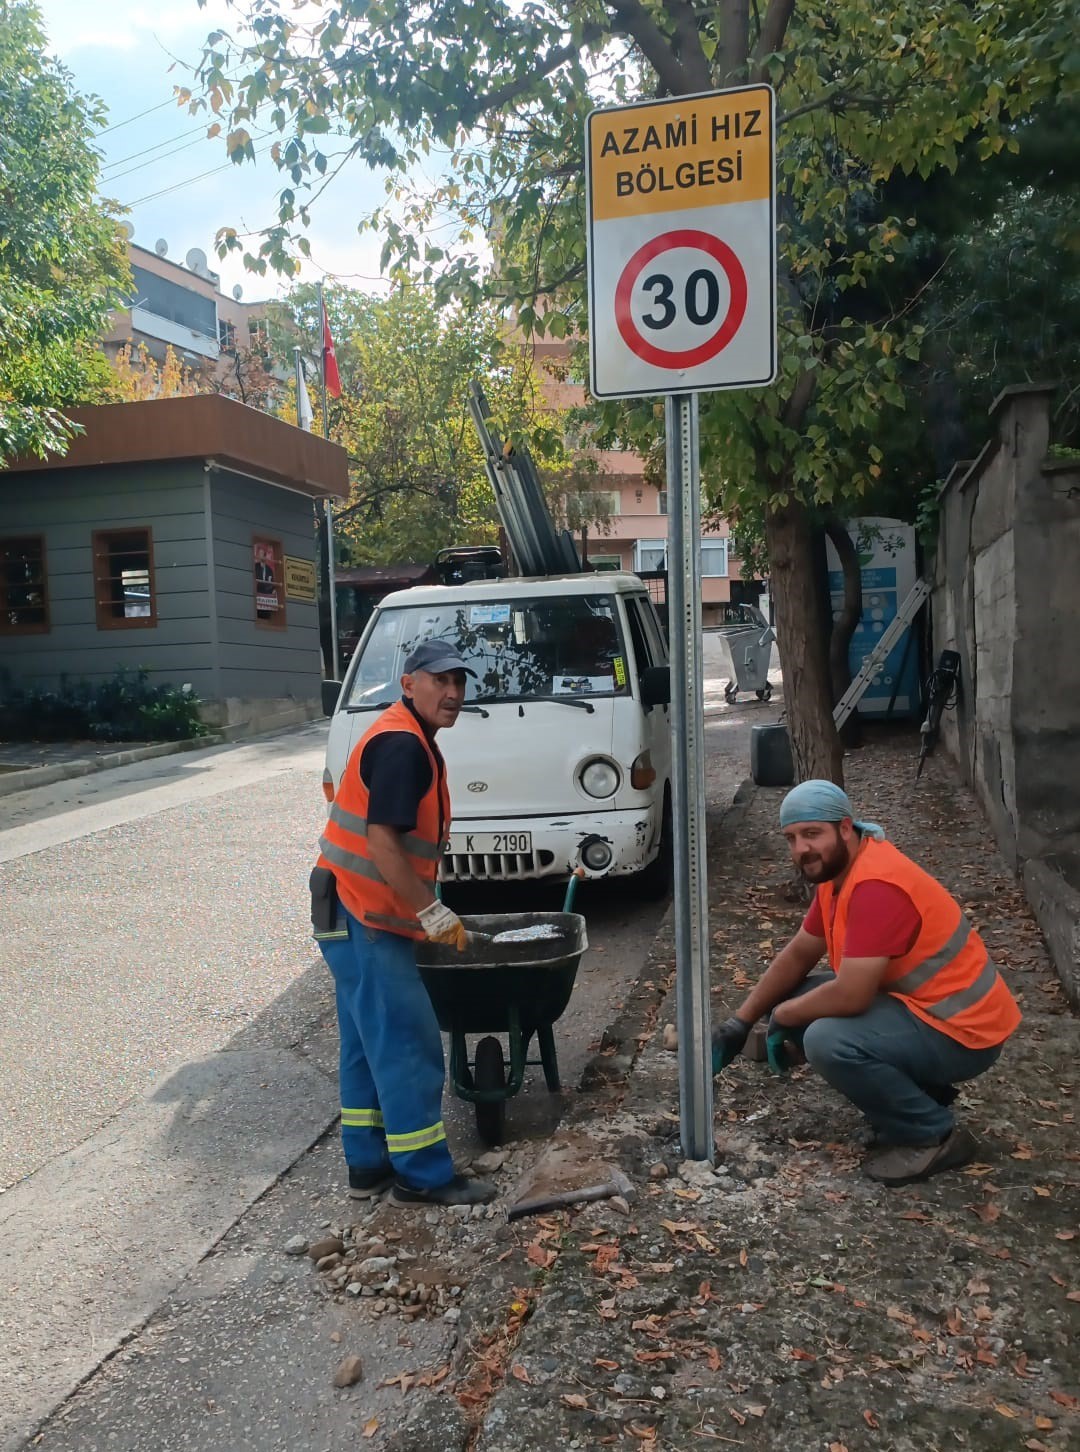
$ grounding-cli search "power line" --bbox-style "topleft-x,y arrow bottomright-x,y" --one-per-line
97,97 -> 178,136
102,123 -> 210,176
122,144 -> 273,209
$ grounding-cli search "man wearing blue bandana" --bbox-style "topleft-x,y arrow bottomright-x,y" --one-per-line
711,780 -> 1021,1186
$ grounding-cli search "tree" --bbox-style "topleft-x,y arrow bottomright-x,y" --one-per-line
266,282 -> 606,565
0,1 -> 129,465
194,0 -> 1077,779
107,338 -> 279,411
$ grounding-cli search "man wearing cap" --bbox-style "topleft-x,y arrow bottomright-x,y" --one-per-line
711,780 -> 1021,1186
312,639 -> 496,1208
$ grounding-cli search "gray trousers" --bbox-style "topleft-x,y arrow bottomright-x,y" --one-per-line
787,974 -> 1002,1144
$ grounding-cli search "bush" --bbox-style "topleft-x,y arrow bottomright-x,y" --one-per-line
0,668 -> 206,743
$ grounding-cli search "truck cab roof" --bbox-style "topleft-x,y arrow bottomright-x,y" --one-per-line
375,572 -> 649,610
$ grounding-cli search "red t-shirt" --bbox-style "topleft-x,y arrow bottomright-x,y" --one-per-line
802,880 -> 921,958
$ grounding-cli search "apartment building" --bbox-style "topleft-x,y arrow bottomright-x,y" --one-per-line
103,234 -> 268,371
532,341 -> 759,627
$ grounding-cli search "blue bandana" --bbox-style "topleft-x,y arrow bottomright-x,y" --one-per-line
778,779 -> 885,841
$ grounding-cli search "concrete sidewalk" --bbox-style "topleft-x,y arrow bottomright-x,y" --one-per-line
19,716 -> 1079,1452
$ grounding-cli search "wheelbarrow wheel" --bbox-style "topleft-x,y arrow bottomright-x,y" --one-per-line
473,1036 -> 507,1146
724,681 -> 738,703
756,682 -> 773,702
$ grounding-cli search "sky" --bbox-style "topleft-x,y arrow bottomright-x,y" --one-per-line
39,0 -> 399,302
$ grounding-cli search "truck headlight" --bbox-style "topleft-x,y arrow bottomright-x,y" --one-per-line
580,757 -> 620,798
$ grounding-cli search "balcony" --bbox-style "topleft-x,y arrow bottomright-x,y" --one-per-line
128,306 -> 220,361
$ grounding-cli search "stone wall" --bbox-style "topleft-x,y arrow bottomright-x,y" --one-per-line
932,384 -> 1080,1005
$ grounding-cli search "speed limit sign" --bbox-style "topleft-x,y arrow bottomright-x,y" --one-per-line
585,86 -> 775,398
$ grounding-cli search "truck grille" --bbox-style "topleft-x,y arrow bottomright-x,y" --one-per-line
441,848 -> 556,882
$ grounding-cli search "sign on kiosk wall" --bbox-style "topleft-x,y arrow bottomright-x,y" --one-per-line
586,86 -> 776,399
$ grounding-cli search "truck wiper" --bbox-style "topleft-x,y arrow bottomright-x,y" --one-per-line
459,704 -> 490,718
527,696 -> 595,712
344,700 -> 394,712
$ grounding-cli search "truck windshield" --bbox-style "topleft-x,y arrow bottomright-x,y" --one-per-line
343,595 -> 631,707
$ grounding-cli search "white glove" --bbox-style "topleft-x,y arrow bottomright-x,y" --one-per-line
417,900 -> 467,952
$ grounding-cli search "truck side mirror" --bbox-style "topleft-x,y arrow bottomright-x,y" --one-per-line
322,679 -> 342,717
641,665 -> 671,708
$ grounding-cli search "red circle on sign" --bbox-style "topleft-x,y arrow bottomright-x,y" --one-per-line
614,229 -> 748,369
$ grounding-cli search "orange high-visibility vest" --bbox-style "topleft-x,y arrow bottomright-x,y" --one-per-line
817,836 -> 1021,1049
317,700 -> 450,939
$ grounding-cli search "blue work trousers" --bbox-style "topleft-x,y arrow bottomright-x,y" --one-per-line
318,906 -> 455,1189
790,975 -> 1003,1144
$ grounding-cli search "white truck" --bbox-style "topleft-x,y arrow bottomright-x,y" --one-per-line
322,570 -> 673,896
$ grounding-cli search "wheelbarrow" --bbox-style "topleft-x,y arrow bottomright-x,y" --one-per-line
415,877 -> 588,1145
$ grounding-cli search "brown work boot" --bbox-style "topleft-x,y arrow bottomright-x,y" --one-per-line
862,1126 -> 977,1187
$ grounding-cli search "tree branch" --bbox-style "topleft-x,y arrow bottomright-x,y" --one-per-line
782,369 -> 816,430
607,0 -> 705,94
666,1 -> 716,90
716,0 -> 750,87
751,0 -> 794,80
461,24 -> 607,123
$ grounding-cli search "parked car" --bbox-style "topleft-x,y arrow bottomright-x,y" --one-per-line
322,572 -> 673,897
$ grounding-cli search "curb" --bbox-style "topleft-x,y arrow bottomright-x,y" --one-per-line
0,733 -> 228,799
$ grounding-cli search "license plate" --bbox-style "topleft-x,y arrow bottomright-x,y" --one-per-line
444,831 -> 533,855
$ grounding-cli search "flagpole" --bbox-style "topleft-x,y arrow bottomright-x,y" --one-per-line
318,280 -> 341,681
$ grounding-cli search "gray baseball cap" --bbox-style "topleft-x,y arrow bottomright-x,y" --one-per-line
403,639 -> 477,677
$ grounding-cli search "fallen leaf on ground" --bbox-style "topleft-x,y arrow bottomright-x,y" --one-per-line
1011,1144 -> 1034,1160
526,1242 -> 557,1269
362,1420 -> 378,1439
887,1306 -> 916,1326
1034,1186 -> 1052,1197
966,1279 -> 990,1295
1025,1440 -> 1051,1451
791,1348 -> 817,1362
1034,1415 -> 1054,1430
745,1404 -> 766,1417
972,1202 -> 1001,1223
561,1393 -> 590,1410
729,1408 -> 747,1426
594,1359 -> 620,1371
660,1221 -> 699,1234
829,1444 -> 850,1452
994,1402 -> 1018,1418
1050,1390 -> 1080,1411
634,1350 -> 677,1363
1056,1230 -> 1077,1241
863,1409 -> 879,1428
511,1364 -> 531,1384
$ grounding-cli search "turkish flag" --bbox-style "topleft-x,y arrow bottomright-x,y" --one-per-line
322,298 -> 342,398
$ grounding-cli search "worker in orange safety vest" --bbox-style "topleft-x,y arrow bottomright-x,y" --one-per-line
311,639 -> 496,1208
710,779 -> 1021,1186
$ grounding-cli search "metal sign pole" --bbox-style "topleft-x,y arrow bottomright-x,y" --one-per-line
666,392 -> 713,1162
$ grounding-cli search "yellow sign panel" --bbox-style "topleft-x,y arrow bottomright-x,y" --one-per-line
284,555 -> 317,602
588,87 -> 772,222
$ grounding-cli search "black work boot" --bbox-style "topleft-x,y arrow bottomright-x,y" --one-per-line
391,1174 -> 497,1207
348,1165 -> 394,1199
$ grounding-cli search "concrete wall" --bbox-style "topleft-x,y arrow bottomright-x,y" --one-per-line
932,385 -> 1080,1005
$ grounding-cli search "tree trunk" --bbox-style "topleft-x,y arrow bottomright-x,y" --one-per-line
824,515 -> 863,747
765,497 -> 844,784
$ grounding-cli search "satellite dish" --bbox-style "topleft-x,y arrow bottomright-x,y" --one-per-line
155,238 -> 169,257
119,220 -> 135,240
186,247 -> 208,275
232,284 -> 243,301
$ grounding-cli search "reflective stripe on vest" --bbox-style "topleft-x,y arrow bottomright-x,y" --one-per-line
818,836 -> 1021,1050
316,699 -> 451,940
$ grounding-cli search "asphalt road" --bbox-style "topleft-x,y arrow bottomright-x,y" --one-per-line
0,720 -> 679,1192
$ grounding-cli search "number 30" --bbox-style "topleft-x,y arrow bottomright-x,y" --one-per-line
641,270 -> 721,330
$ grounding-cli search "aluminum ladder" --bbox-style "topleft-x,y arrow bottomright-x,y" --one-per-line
832,577 -> 931,730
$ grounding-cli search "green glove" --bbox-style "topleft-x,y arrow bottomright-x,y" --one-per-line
711,1016 -> 751,1074
765,1014 -> 805,1075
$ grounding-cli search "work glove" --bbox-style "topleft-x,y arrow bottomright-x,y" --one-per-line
711,1016 -> 752,1074
417,901 -> 468,953
765,1011 -> 805,1075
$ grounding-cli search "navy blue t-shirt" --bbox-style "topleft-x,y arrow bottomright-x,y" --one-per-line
358,699 -> 436,831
